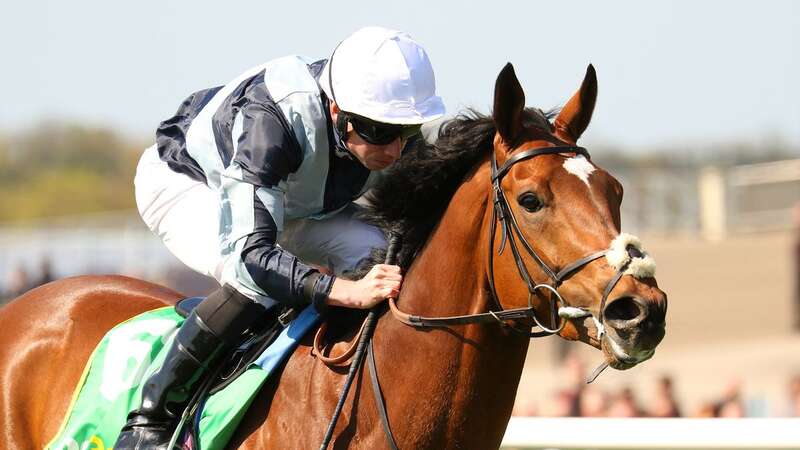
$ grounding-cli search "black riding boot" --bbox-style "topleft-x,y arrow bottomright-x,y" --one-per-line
114,285 -> 260,450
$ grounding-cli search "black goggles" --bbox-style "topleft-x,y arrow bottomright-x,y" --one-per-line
344,113 -> 421,145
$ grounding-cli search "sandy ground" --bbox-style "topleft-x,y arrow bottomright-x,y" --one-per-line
514,230 -> 800,416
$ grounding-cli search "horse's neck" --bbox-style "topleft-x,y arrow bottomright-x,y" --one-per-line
377,162 -> 530,447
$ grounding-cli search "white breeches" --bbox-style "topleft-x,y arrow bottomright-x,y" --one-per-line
134,145 -> 386,290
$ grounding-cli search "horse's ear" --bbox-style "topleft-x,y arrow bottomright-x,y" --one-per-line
493,63 -> 526,145
554,64 -> 597,143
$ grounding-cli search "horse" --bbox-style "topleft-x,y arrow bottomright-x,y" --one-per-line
0,63 -> 667,449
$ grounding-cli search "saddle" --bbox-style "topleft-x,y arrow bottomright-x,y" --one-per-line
172,297 -> 368,446
171,297 -> 290,444
174,297 -> 293,394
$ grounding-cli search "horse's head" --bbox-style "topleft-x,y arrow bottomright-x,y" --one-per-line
489,63 -> 667,372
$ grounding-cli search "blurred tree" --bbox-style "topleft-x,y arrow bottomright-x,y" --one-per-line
0,121 -> 143,222
0,121 -> 797,224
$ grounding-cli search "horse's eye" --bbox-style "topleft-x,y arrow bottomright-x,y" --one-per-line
517,192 -> 543,212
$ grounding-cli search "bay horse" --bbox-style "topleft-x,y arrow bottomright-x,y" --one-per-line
0,63 -> 667,449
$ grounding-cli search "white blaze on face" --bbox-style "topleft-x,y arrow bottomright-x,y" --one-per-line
562,155 -> 595,187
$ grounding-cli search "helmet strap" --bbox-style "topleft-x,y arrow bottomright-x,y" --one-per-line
336,112 -> 349,143
331,108 -> 354,159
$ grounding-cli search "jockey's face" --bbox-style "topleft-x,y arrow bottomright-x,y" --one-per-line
346,129 -> 403,170
330,101 -> 403,171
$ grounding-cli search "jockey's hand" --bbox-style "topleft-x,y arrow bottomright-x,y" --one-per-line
327,264 -> 402,309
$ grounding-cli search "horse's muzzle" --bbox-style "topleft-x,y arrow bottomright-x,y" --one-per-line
601,294 -> 666,369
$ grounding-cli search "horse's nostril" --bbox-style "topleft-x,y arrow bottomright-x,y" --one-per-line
604,296 -> 643,323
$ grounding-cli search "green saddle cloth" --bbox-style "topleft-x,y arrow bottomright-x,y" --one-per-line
45,306 -> 317,450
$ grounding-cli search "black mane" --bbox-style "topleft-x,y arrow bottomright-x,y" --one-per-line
358,108 -> 556,271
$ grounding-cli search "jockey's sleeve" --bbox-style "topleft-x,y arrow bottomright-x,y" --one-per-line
236,190 -> 333,314
226,99 -> 333,314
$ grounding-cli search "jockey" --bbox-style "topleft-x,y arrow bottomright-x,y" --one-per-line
115,26 -> 445,449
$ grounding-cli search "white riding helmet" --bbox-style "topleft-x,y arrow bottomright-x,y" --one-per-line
320,26 -> 445,125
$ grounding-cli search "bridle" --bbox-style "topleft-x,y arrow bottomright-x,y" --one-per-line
488,145 -> 612,337
387,144 -> 639,342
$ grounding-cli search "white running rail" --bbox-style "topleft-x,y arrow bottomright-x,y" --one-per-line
501,417 -> 800,449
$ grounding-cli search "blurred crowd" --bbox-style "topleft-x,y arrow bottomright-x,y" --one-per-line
513,352 -> 800,418
0,257 -> 218,305
0,259 -> 55,303
794,204 -> 800,332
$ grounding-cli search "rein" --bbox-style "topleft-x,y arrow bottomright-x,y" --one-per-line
318,235 -> 402,450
